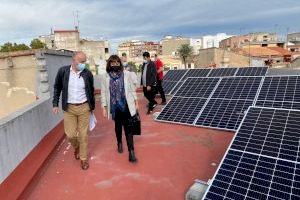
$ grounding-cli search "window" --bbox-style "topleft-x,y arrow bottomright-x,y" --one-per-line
105,48 -> 109,53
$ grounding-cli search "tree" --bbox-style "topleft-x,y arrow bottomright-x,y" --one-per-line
178,44 -> 193,69
128,61 -> 141,72
0,42 -> 14,52
30,39 -> 47,49
0,42 -> 30,52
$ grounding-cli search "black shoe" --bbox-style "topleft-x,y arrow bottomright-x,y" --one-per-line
117,143 -> 123,153
161,101 -> 167,105
129,150 -> 137,162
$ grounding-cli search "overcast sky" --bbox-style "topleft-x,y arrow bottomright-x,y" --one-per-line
0,0 -> 300,52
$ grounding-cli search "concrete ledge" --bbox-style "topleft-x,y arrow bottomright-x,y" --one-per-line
0,98 -> 63,186
0,121 -> 64,200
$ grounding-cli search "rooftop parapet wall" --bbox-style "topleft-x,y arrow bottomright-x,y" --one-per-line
0,50 -> 72,185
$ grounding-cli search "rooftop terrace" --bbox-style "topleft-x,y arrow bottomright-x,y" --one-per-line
18,95 -> 232,199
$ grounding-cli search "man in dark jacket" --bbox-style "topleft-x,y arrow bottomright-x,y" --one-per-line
52,51 -> 95,170
141,52 -> 157,114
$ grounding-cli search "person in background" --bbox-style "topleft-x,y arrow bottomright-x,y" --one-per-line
121,52 -> 138,86
141,52 -> 157,114
154,54 -> 166,105
101,55 -> 139,163
121,52 -> 133,72
52,51 -> 95,170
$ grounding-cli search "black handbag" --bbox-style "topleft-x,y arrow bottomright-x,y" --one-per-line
128,112 -> 141,135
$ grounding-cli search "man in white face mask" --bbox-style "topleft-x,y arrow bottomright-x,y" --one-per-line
121,52 -> 132,72
52,51 -> 95,170
141,52 -> 158,114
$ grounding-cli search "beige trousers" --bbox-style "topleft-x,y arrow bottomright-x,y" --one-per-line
63,103 -> 90,160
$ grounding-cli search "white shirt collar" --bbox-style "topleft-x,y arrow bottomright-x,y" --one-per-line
70,65 -> 81,75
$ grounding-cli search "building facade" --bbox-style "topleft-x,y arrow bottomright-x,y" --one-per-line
161,36 -> 190,56
220,32 -> 278,49
117,40 -> 161,63
39,29 -> 110,67
287,32 -> 300,44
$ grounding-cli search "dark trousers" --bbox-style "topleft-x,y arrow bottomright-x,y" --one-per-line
114,106 -> 134,151
143,86 -> 157,110
156,79 -> 166,102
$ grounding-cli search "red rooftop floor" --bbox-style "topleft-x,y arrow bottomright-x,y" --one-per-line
20,94 -> 233,200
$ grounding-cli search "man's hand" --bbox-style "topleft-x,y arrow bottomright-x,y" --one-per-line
147,86 -> 151,91
102,107 -> 107,118
52,107 -> 59,114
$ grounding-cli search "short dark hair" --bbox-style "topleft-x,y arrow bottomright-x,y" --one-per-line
154,54 -> 157,57
106,55 -> 124,73
143,52 -> 150,58
122,52 -> 127,57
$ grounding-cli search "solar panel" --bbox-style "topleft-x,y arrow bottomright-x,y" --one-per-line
156,77 -> 220,125
182,69 -> 211,80
195,77 -> 263,130
208,68 -> 237,77
168,81 -> 184,95
162,70 -> 188,95
163,69 -> 188,81
231,107 -> 300,162
162,81 -> 178,95
204,150 -> 300,200
156,97 -> 207,125
203,107 -> 300,200
256,76 -> 300,110
195,99 -> 253,130
212,77 -> 262,100
236,67 -> 268,76
175,78 -> 220,98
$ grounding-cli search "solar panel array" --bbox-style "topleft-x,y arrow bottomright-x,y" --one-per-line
256,76 -> 300,110
162,67 -> 268,96
203,106 -> 300,200
156,77 -> 219,125
159,68 -> 300,199
195,77 -> 263,130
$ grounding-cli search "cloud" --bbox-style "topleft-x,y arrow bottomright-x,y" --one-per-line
0,0 -> 299,49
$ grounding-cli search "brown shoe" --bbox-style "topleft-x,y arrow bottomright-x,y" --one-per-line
81,160 -> 89,170
74,147 -> 80,160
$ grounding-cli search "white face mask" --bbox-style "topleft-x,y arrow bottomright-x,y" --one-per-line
123,62 -> 128,66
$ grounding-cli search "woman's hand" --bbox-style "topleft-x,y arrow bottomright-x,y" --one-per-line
102,107 -> 107,118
